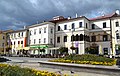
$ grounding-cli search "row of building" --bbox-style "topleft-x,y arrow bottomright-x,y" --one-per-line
0,10 -> 120,56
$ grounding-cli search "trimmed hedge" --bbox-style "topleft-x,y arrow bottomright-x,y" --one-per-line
49,54 -> 116,66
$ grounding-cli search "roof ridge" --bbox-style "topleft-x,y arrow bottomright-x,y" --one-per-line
89,12 -> 118,21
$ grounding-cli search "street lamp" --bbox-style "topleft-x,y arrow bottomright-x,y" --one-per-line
70,29 -> 75,54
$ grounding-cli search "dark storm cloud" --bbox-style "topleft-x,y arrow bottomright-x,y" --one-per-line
0,0 -> 120,30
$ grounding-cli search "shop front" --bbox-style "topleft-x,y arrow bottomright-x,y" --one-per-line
30,45 -> 48,55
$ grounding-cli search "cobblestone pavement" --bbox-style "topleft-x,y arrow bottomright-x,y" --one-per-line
5,62 -> 111,76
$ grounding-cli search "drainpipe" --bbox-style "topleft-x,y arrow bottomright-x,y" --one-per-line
110,18 -> 114,58
54,23 -> 56,47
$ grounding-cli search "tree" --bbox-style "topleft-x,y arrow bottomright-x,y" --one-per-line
118,45 -> 120,50
85,47 -> 98,54
58,47 -> 68,54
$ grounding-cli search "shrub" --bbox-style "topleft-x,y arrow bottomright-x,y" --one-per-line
58,47 -> 68,54
49,54 -> 116,66
0,64 -> 62,76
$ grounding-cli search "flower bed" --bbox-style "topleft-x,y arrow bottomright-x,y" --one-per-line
49,54 -> 116,66
0,64 -> 66,76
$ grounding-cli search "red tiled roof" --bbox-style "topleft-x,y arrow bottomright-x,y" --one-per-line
89,12 -> 119,21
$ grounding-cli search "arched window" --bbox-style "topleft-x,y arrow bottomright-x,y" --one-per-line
71,35 -> 74,41
76,34 -> 79,41
80,34 -> 83,41
83,34 -> 86,41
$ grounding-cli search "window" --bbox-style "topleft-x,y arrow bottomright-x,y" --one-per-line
91,36 -> 96,42
103,48 -> 108,55
116,22 -> 119,27
34,29 -> 36,35
103,22 -> 106,28
44,27 -> 46,33
14,33 -> 16,38
75,34 -> 79,41
64,25 -> 67,30
34,39 -> 36,44
21,32 -> 23,37
92,24 -> 95,29
71,35 -> 74,41
7,42 -> 8,45
44,38 -> 46,43
30,31 -> 32,35
11,34 -> 13,38
80,34 -> 84,41
103,35 -> 108,41
71,23 -> 75,29
39,28 -> 41,34
79,22 -> 82,27
21,41 -> 23,44
18,33 -> 20,37
14,41 -> 15,45
18,41 -> 20,44
51,28 -> 53,33
86,23 -> 88,28
2,43 -> 4,47
57,37 -> 60,43
116,33 -> 119,39
29,40 -> 31,44
39,39 -> 41,43
50,38 -> 52,44
64,36 -> 67,42
58,26 -> 60,31
3,36 -> 4,39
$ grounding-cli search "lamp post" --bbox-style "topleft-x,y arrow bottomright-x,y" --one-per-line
70,29 -> 75,54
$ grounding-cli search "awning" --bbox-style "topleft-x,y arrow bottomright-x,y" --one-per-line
16,47 -> 23,50
23,47 -> 30,50
30,45 -> 48,49
16,47 -> 30,50
48,47 -> 60,50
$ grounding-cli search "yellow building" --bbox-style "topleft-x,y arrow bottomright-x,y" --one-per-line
0,30 -> 13,54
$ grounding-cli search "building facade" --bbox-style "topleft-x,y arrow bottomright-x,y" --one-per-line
9,29 -> 28,55
28,22 -> 55,55
5,10 -> 120,56
0,30 -> 13,54
53,16 -> 90,54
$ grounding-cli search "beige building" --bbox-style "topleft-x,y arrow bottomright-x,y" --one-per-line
0,30 -> 13,54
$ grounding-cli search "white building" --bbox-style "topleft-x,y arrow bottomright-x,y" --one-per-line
28,22 -> 55,55
9,29 -> 28,54
51,16 -> 90,54
50,11 -> 120,56
7,10 -> 120,56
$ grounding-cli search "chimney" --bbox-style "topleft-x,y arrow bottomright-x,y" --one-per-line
115,9 -> 119,15
76,13 -> 78,18
24,26 -> 26,29
36,21 -> 39,24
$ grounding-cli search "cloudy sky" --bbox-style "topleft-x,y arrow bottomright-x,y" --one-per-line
0,0 -> 120,30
